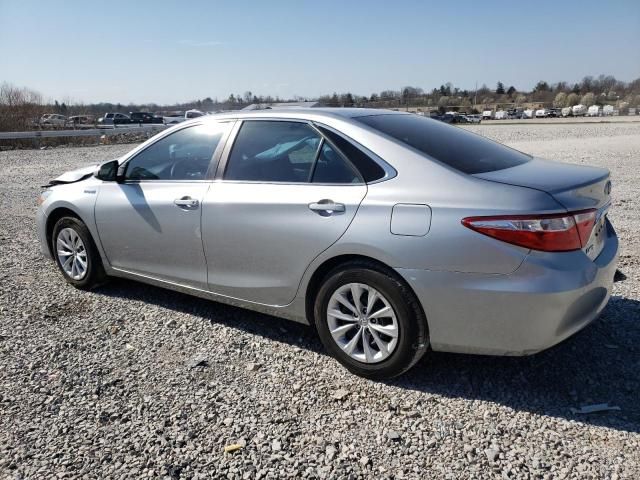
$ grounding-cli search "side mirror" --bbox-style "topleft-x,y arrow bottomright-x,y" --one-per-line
94,159 -> 123,182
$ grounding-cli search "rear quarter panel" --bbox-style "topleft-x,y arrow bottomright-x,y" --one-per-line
293,123 -> 566,276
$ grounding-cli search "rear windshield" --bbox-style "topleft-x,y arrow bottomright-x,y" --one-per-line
356,114 -> 531,174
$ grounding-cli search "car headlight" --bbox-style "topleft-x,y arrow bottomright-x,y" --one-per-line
37,189 -> 52,206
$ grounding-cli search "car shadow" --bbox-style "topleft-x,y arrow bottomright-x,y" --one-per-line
96,280 -> 640,434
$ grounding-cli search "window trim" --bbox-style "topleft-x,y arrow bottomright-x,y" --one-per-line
307,134 -> 363,185
119,120 -> 234,184
215,118 -> 367,186
311,122 -> 397,184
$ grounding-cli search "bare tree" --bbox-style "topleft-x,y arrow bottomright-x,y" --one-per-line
0,82 -> 45,131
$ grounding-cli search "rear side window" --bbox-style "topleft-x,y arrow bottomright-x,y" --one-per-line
311,142 -> 361,184
316,126 -> 386,182
356,114 -> 531,174
225,121 -> 321,182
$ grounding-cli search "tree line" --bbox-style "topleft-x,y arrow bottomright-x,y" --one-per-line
1,74 -> 640,131
317,75 -> 640,112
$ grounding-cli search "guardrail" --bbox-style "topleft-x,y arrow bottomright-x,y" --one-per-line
0,124 -> 168,140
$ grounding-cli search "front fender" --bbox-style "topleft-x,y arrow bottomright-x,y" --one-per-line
40,181 -> 108,267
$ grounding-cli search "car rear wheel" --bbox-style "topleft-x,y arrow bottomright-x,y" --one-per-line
314,261 -> 429,379
52,217 -> 107,290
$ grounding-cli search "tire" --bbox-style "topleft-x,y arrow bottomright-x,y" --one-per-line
52,216 -> 107,290
314,260 -> 429,380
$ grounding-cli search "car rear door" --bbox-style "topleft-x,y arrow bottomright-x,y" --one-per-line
95,121 -> 232,289
201,119 -> 368,306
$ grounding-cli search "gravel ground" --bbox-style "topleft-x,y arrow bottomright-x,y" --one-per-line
1,123 -> 639,479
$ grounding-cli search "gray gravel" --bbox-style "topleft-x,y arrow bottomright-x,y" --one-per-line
1,123 -> 639,479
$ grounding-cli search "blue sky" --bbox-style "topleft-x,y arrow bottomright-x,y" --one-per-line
1,0 -> 639,104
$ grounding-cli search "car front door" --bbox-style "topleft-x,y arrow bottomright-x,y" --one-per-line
95,121 -> 231,289
201,119 -> 368,306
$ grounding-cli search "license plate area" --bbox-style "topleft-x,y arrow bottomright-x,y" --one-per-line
584,208 -> 608,260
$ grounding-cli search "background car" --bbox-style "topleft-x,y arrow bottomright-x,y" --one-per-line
65,115 -> 95,127
129,112 -> 163,124
463,114 -> 482,124
98,113 -> 133,126
39,114 -> 67,128
431,112 -> 469,124
37,109 -> 618,379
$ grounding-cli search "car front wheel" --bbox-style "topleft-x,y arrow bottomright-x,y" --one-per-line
314,261 -> 429,379
52,216 -> 107,290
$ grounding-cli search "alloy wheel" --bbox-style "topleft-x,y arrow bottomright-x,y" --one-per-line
56,227 -> 88,280
326,282 -> 399,363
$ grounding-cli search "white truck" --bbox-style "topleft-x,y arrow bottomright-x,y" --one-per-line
561,107 -> 572,117
523,109 -> 534,119
535,109 -> 548,118
481,110 -> 493,120
162,109 -> 205,125
587,105 -> 600,117
602,105 -> 614,116
494,110 -> 508,120
572,104 -> 587,116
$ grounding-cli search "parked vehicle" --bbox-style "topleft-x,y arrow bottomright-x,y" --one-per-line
129,112 -> 163,124
163,109 -> 205,125
481,110 -> 493,120
98,113 -> 133,126
66,115 -> 95,127
494,110 -> 508,120
535,109 -> 548,118
561,107 -> 572,117
572,104 -> 587,116
523,109 -> 534,119
507,109 -> 524,120
37,109 -> 618,379
39,114 -> 67,128
433,113 -> 470,124
587,105 -> 600,117
548,109 -> 561,118
464,114 -> 482,124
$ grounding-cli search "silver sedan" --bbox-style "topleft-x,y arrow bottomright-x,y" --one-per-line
36,109 -> 619,378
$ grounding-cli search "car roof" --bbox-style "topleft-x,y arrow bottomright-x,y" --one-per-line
204,107 -> 407,122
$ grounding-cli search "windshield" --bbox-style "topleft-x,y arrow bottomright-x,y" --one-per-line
357,114 -> 531,174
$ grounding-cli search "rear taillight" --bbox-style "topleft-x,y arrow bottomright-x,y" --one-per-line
462,209 -> 597,252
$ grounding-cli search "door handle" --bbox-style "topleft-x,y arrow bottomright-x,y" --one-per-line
174,197 -> 199,208
308,199 -> 345,215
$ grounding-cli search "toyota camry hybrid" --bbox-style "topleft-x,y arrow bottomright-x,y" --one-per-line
36,108 -> 619,379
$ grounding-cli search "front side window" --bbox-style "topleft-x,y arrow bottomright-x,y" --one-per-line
125,123 -> 226,181
225,121 -> 321,182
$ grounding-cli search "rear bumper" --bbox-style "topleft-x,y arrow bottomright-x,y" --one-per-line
396,221 -> 619,356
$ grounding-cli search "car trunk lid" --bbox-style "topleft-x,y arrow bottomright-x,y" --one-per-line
474,157 -> 612,260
